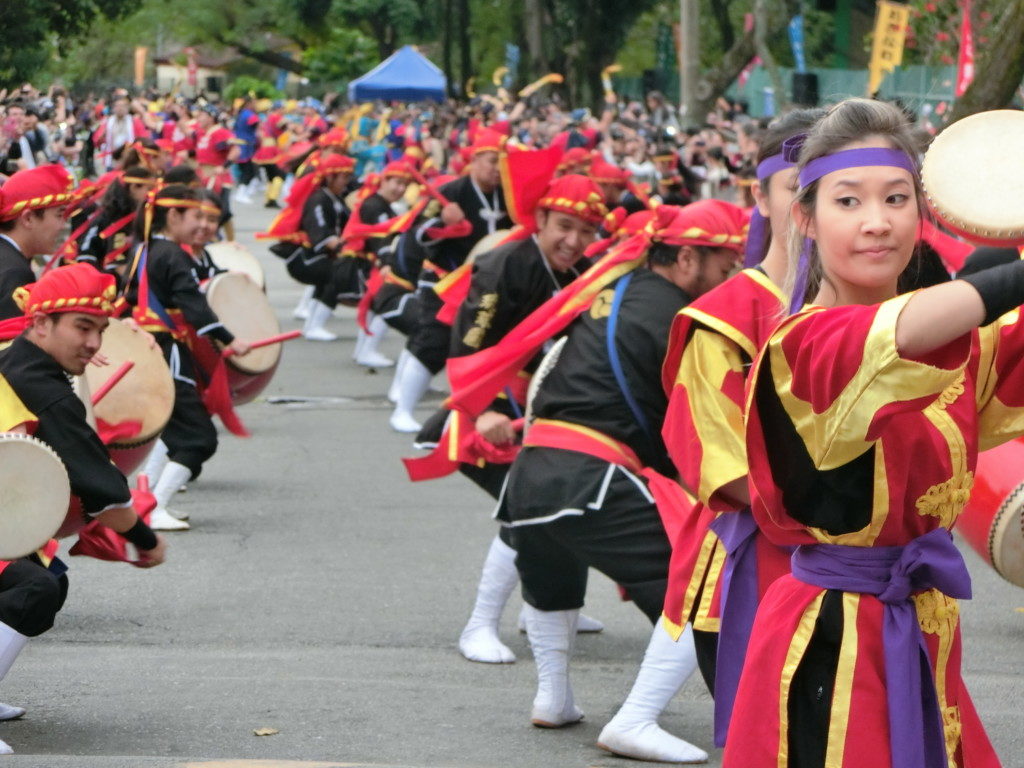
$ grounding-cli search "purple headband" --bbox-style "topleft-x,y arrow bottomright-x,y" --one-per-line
798,147 -> 917,189
756,153 -> 792,183
744,148 -> 800,267
789,147 -> 919,314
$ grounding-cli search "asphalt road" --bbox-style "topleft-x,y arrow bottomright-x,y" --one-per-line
4,198 -> 1023,768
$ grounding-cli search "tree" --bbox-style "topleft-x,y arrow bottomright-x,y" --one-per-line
0,0 -> 134,84
947,0 -> 1024,123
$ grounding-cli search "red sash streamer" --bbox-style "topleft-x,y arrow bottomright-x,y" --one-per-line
69,481 -> 157,565
445,233 -> 650,419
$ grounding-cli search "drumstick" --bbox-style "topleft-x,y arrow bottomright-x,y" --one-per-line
407,166 -> 451,207
90,361 -> 135,405
222,330 -> 302,357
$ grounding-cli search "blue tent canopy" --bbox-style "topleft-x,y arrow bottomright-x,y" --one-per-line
347,46 -> 447,103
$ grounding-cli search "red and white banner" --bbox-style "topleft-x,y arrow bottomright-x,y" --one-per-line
955,0 -> 975,97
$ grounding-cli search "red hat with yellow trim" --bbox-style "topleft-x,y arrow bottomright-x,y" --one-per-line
647,200 -> 748,252
537,174 -> 608,225
0,165 -> 74,222
557,147 -> 592,174
589,157 -> 630,186
381,160 -> 414,179
316,153 -> 356,176
469,129 -> 505,156
317,127 -> 350,150
13,263 -> 117,317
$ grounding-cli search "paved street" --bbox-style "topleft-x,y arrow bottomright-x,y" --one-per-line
3,199 -> 1023,768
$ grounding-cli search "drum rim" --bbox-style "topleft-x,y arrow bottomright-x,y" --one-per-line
922,110 -> 1024,245
204,272 -> 281,374
988,479 -> 1024,588
0,433 -> 71,558
86,319 -> 175,439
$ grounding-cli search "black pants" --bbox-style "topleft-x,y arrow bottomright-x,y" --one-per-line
371,284 -> 419,336
236,160 -> 256,186
0,559 -> 68,637
286,251 -> 368,310
509,470 -> 671,623
405,288 -> 451,375
161,340 -> 218,479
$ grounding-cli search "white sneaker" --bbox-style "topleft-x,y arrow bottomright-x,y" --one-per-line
356,350 -> 395,368
389,410 -> 422,434
0,702 -> 24,721
0,737 -> 11,755
303,326 -> 338,342
234,188 -> 253,205
149,508 -> 190,531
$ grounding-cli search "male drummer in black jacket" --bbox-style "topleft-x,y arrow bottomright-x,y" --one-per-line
0,264 -> 166,754
0,165 -> 75,319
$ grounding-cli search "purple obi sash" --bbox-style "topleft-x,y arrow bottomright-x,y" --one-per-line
708,508 -> 759,747
790,527 -> 971,768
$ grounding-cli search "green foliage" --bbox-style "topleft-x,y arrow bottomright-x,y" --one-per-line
224,76 -> 283,101
303,27 -> 378,83
0,0 -> 134,85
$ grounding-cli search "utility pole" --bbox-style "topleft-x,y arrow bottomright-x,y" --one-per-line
679,0 -> 700,121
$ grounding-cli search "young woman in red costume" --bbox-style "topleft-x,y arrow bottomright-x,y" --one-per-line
726,97 -> 1007,768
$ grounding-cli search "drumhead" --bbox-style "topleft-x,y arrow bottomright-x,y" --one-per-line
0,434 -> 70,559
922,110 -> 1024,246
84,319 -> 175,443
991,482 -> 1024,588
468,229 -> 512,261
204,272 -> 282,374
206,242 -> 266,289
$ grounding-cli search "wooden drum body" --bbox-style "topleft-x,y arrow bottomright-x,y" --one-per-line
203,272 -> 283,405
206,241 -> 266,290
84,319 -> 175,475
957,438 -> 1024,588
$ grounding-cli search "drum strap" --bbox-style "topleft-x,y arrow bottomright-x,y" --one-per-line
606,272 -> 654,442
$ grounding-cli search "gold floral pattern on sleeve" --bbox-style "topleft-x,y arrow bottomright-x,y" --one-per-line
915,472 -> 974,527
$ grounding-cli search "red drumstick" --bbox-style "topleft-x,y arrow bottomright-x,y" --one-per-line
90,360 -> 135,405
222,330 -> 302,357
408,166 -> 451,207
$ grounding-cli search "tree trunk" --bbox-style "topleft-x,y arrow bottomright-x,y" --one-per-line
753,0 -> 785,111
458,0 -> 472,88
441,0 -> 453,94
523,0 -> 547,82
710,0 -> 735,51
946,0 -> 1024,125
691,0 -> 799,118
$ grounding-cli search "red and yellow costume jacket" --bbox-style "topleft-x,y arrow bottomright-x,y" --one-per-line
660,267 -> 789,635
725,293 -> 1012,768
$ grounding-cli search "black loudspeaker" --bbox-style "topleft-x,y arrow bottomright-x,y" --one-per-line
792,72 -> 819,106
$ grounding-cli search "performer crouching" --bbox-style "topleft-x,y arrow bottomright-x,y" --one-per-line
494,202 -> 745,744
0,265 -> 166,754
129,185 -> 251,530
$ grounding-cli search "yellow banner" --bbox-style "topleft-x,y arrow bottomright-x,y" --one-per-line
867,1 -> 911,94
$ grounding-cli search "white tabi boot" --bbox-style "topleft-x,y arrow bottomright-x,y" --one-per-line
0,622 -> 28,727
597,622 -> 708,763
389,354 -> 432,433
149,461 -> 191,531
302,299 -> 337,342
140,439 -> 169,489
292,285 -> 315,320
518,606 -> 605,634
355,315 -> 394,368
388,349 -> 412,403
523,604 -> 584,728
459,536 -> 519,663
